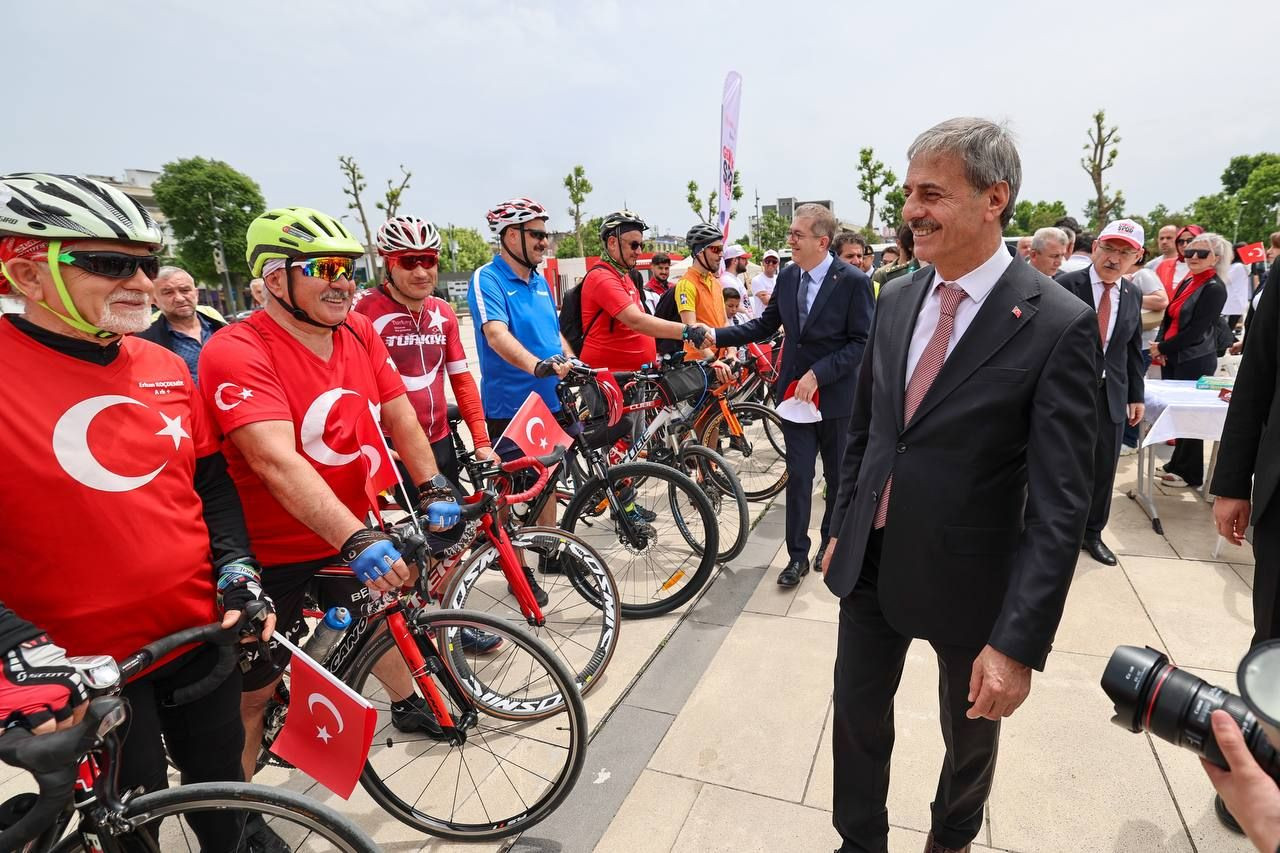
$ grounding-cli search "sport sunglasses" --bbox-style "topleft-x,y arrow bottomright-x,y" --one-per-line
390,252 -> 439,271
56,250 -> 161,280
290,256 -> 360,282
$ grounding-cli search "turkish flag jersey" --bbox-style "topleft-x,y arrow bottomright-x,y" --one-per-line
198,311 -> 405,565
352,288 -> 468,443
0,319 -> 218,662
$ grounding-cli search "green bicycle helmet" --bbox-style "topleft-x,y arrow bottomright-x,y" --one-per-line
245,207 -> 364,277
0,173 -> 164,338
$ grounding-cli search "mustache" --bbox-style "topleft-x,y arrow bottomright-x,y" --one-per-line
909,219 -> 941,231
108,291 -> 148,306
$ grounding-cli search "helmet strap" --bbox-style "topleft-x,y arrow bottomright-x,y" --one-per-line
600,233 -> 634,275
278,261 -> 343,330
506,226 -> 537,273
31,241 -> 118,339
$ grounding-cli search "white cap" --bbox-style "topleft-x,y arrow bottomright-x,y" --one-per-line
763,249 -> 780,260
1098,218 -> 1144,251
723,245 -> 751,260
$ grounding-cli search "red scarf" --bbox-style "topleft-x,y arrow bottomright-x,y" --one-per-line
1164,269 -> 1216,341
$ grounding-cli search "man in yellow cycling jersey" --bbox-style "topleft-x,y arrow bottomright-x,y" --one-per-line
675,223 -> 732,382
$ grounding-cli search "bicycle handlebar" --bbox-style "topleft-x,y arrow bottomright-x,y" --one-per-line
119,619 -> 242,706
0,696 -> 123,850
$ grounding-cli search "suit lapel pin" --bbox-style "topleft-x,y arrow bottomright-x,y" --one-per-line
1011,306 -> 1022,319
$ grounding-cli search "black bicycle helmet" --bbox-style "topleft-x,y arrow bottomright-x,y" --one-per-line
685,223 -> 723,256
599,210 -> 648,242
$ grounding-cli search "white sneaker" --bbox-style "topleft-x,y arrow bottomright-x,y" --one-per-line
1119,444 -> 1138,456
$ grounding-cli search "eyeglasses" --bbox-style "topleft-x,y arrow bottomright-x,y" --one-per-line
763,258 -> 779,264
1183,248 -> 1213,260
1175,238 -> 1193,246
391,252 -> 439,271
1097,243 -> 1139,257
788,230 -> 815,241
290,256 -> 359,282
625,240 -> 643,251
56,250 -> 160,280
520,227 -> 550,242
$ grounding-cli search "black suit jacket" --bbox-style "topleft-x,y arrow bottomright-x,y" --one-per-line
715,257 -> 874,419
1212,262 -> 1280,522
1057,268 -> 1145,424
825,257 -> 1098,670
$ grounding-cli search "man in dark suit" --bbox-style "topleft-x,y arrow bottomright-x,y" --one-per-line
820,118 -> 1098,853
706,203 -> 874,586
1056,218 -> 1148,565
1214,259 -> 1280,647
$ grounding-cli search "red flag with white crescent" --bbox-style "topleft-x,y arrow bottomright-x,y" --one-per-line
269,635 -> 377,799
494,392 -> 572,461
1239,242 -> 1266,265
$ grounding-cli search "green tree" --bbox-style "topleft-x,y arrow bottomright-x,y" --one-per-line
563,164 -> 593,257
880,185 -> 906,232
375,165 -> 413,221
151,157 -> 266,300
446,226 -> 493,270
1187,192 -> 1238,238
856,148 -> 897,231
755,208 -> 789,250
1005,199 -> 1068,236
687,179 -> 709,224
555,216 -> 604,259
1222,154 -> 1280,195
338,155 -> 377,276
1237,162 -> 1280,243
1081,109 -> 1123,230
687,171 -> 744,225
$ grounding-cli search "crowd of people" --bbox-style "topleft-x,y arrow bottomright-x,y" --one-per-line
1,115 -> 1279,852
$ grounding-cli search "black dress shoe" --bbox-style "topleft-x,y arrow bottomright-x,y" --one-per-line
777,559 -> 809,587
1082,538 -> 1117,565
813,539 -> 830,573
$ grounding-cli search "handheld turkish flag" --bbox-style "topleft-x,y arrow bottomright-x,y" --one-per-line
269,634 -> 377,799
1239,242 -> 1267,265
494,392 -> 572,461
359,399 -> 399,511
775,380 -> 821,424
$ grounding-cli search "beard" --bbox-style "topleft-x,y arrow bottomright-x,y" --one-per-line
96,290 -> 151,334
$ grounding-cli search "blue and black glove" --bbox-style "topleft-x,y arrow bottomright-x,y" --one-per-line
340,529 -> 402,584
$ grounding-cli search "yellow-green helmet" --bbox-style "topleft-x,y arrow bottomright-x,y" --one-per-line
245,207 -> 363,276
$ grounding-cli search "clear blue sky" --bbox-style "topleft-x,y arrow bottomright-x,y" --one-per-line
6,0 -> 1277,237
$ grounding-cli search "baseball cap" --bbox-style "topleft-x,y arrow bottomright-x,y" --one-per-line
1098,219 -> 1144,251
763,249 -> 780,261
723,245 -> 752,260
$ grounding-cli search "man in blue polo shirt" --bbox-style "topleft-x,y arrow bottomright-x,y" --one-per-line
468,197 -> 572,533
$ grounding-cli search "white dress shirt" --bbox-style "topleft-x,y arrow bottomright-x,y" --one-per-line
797,253 -> 834,320
1058,253 -> 1092,274
1089,265 -> 1121,352
1224,262 -> 1251,316
905,243 -> 1012,388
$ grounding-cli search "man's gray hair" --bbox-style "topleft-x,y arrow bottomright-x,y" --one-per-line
907,117 -> 1022,227
794,203 -> 837,246
1188,232 -> 1233,280
1030,227 -> 1068,253
154,265 -> 193,284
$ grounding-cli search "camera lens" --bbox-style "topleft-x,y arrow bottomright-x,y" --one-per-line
1102,645 -> 1280,779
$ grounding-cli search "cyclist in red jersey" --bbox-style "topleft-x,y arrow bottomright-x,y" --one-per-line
198,206 -> 462,783
0,174 -> 275,851
578,210 -> 701,372
355,216 -> 494,493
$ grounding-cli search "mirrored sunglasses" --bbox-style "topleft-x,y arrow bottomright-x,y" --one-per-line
291,256 -> 359,282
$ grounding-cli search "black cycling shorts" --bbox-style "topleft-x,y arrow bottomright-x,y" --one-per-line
239,557 -> 368,692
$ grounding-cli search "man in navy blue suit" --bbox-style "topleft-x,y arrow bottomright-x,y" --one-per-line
704,203 -> 875,586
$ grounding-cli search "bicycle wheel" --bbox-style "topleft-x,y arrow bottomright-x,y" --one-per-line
441,526 -> 620,697
50,782 -> 377,852
561,461 -> 718,617
342,609 -> 587,840
677,443 -> 750,563
699,401 -> 788,501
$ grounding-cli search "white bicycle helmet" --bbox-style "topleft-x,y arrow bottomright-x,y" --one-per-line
486,197 -> 549,236
376,216 -> 441,254
0,173 -> 163,246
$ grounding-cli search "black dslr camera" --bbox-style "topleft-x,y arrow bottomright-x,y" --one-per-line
1101,642 -> 1280,779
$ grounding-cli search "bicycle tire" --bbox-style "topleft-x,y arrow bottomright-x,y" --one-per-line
677,443 -> 750,563
49,782 -> 378,853
441,526 -> 620,699
341,609 -> 587,840
699,401 -> 788,501
561,461 -> 718,617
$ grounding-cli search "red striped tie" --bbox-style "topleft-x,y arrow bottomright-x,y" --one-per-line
874,283 -> 968,529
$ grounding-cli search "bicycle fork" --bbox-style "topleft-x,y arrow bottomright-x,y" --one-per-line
384,605 -> 473,746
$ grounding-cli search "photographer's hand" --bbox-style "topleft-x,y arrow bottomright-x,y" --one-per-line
1202,709 -> 1280,852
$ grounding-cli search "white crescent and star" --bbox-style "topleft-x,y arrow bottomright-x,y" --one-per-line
300,389 -> 386,475
524,416 -> 550,451
214,382 -> 253,412
308,692 -> 345,744
52,395 -> 187,493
